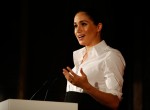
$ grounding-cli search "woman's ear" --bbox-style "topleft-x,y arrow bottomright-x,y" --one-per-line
97,23 -> 102,32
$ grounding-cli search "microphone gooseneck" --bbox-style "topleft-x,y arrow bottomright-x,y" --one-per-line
29,80 -> 49,100
43,77 -> 58,101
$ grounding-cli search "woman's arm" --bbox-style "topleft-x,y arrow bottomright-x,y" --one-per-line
63,66 -> 120,110
83,79 -> 120,110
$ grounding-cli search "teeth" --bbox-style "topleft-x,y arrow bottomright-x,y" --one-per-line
79,36 -> 82,38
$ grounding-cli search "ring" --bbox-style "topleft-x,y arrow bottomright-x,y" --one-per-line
70,80 -> 72,83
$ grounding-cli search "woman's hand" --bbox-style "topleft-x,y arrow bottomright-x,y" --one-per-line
62,66 -> 90,89
63,66 -> 120,109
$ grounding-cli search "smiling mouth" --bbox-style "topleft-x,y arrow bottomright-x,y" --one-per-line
78,35 -> 85,40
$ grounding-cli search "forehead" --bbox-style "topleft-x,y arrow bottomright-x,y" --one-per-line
74,12 -> 91,22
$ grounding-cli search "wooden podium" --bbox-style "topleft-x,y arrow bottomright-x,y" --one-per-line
0,99 -> 78,110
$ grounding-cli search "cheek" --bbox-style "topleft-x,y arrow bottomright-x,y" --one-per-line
86,29 -> 94,37
74,29 -> 77,36
85,26 -> 94,34
87,27 -> 97,36
74,32 -> 78,39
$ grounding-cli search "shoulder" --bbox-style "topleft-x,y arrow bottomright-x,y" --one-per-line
73,47 -> 85,55
105,46 -> 126,66
107,46 -> 124,58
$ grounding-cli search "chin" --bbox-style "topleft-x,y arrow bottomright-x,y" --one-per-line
79,42 -> 86,46
78,40 -> 87,45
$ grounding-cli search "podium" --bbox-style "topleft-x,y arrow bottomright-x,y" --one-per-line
0,99 -> 78,110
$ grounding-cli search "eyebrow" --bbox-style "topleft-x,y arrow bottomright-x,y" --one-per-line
74,20 -> 89,24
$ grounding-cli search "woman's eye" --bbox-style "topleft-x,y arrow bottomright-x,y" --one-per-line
74,24 -> 77,28
81,23 -> 87,26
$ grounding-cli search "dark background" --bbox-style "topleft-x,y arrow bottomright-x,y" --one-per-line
1,0 -> 149,110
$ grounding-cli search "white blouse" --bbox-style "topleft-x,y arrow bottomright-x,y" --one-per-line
66,40 -> 126,99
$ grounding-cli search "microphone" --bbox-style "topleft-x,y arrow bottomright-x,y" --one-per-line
29,77 -> 58,100
43,77 -> 58,101
29,80 -> 49,100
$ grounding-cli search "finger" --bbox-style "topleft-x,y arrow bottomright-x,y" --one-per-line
62,68 -> 69,73
69,78 -> 75,85
69,79 -> 73,83
80,68 -> 86,77
66,66 -> 77,77
62,68 -> 70,78
62,69 -> 67,76
62,68 -> 74,81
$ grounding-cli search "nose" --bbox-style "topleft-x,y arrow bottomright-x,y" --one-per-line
75,25 -> 82,33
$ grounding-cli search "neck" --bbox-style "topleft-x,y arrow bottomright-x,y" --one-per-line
85,46 -> 92,54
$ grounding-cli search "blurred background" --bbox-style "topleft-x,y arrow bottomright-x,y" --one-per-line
0,0 -> 149,110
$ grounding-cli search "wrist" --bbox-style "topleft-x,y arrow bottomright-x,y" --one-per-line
83,83 -> 92,92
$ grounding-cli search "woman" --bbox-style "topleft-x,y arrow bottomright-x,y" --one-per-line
62,7 -> 126,110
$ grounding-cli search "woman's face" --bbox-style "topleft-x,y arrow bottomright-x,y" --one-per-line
74,11 -> 102,46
